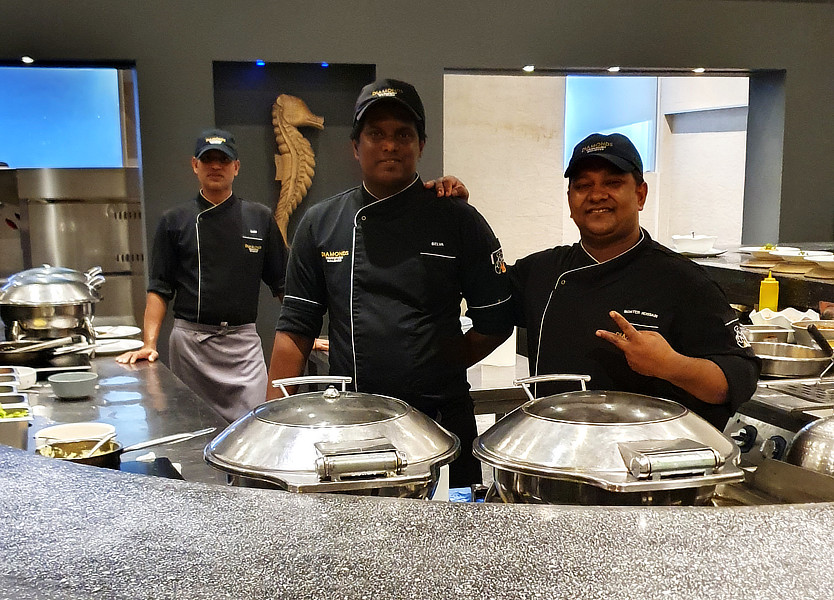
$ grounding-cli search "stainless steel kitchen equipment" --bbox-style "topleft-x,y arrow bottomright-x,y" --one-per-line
750,341 -> 830,378
3,167 -> 145,327
0,267 -> 103,342
785,414 -> 834,476
725,378 -> 834,466
204,376 -> 460,498
474,375 -> 745,506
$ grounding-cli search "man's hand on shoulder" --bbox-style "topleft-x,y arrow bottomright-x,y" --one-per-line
424,176 -> 469,201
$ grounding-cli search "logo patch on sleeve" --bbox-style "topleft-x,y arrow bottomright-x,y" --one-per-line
491,248 -> 507,274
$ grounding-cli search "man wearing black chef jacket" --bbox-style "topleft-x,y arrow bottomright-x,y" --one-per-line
117,129 -> 288,422
507,132 -> 760,429
268,78 -> 513,486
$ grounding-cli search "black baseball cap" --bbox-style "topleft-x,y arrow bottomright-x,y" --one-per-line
352,78 -> 426,139
564,133 -> 643,178
194,128 -> 238,160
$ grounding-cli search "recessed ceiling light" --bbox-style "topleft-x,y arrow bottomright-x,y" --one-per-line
320,62 -> 330,68
255,60 -> 266,67
692,67 -> 706,73
522,65 -> 535,73
607,66 -> 620,73
21,56 -> 34,64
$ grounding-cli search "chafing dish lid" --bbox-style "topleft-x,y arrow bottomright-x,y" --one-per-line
474,390 -> 743,492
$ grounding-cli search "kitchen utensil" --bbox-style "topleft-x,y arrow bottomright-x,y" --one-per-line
740,325 -> 791,343
473,375 -> 745,506
738,246 -> 799,259
791,320 -> 834,348
85,432 -> 117,458
0,366 -> 37,389
785,415 -> 834,477
36,426 -> 217,469
750,341 -> 830,378
0,337 -> 83,367
0,400 -> 31,450
35,422 -> 116,447
205,376 -> 459,498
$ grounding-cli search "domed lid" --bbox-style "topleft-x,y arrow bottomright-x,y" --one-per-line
205,384 -> 459,492
0,275 -> 100,305
474,386 -> 743,493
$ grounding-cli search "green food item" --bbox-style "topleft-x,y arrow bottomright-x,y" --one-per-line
763,243 -> 776,250
0,406 -> 28,419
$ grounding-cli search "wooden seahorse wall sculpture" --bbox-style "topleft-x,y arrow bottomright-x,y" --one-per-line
272,94 -> 325,241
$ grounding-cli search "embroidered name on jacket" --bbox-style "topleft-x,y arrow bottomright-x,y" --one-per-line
322,250 -> 350,263
244,243 -> 262,253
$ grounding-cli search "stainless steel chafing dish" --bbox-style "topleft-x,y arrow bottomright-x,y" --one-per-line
204,377 -> 460,499
474,375 -> 745,506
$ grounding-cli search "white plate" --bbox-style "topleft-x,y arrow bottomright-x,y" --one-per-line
738,246 -> 799,259
679,249 -> 726,258
94,325 -> 141,339
94,339 -> 144,355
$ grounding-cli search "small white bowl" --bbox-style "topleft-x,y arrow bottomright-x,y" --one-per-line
48,372 -> 98,399
672,234 -> 717,254
769,249 -> 833,263
35,421 -> 116,447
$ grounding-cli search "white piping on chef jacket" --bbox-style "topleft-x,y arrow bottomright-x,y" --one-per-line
535,230 -> 645,378
350,176 -> 421,389
194,192 -> 230,323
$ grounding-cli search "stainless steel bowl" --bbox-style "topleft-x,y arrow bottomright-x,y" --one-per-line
474,377 -> 744,506
786,415 -> 834,477
205,377 -> 460,498
750,341 -> 831,378
791,320 -> 834,348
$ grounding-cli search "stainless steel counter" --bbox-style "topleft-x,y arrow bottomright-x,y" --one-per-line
23,358 -> 228,483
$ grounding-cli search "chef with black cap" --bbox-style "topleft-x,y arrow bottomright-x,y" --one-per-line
117,128 -> 288,422
268,79 -> 513,486
507,132 -> 760,429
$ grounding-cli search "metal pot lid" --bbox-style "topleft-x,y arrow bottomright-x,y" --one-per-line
474,386 -> 743,493
204,381 -> 460,492
0,274 -> 101,306
786,414 -> 834,476
10,265 -> 101,283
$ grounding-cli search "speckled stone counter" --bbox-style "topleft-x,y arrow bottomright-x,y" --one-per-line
2,446 -> 834,599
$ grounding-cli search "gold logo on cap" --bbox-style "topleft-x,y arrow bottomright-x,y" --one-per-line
581,141 -> 613,154
371,88 -> 402,99
205,136 -> 227,145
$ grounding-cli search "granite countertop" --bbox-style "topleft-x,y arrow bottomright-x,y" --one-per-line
3,446 -> 834,599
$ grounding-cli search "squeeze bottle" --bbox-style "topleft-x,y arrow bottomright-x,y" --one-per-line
758,271 -> 779,311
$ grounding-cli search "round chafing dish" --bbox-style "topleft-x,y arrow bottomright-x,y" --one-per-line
474,375 -> 745,506
204,377 -> 460,499
0,265 -> 104,338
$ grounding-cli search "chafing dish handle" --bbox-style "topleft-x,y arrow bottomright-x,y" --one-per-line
315,449 -> 407,481
513,374 -> 592,402
270,376 -> 352,398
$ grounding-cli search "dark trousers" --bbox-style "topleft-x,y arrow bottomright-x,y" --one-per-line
426,394 -> 482,488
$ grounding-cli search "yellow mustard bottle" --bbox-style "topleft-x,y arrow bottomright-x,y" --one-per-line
758,271 -> 779,311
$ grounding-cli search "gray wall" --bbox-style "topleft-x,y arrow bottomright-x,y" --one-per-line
3,0 -> 834,353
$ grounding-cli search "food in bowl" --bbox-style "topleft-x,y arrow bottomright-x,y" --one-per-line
738,245 -> 799,259
791,320 -> 834,348
36,438 -> 119,460
35,421 -> 116,447
671,234 -> 718,254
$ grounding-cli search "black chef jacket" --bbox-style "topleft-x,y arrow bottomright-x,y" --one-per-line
508,229 -> 760,428
148,193 -> 287,325
277,178 -> 512,412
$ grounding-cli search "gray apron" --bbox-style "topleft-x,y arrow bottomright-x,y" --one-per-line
169,319 -> 266,422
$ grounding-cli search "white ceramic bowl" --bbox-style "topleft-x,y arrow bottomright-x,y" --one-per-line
672,234 -> 717,254
48,372 -> 98,399
769,249 -> 833,263
35,421 -> 116,447
739,245 -> 799,259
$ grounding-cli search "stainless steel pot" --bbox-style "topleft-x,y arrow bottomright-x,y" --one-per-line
474,375 -> 745,506
750,341 -> 830,378
785,415 -> 834,477
204,376 -> 460,498
0,266 -> 103,335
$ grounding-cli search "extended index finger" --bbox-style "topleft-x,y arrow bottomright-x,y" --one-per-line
608,310 -> 639,337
